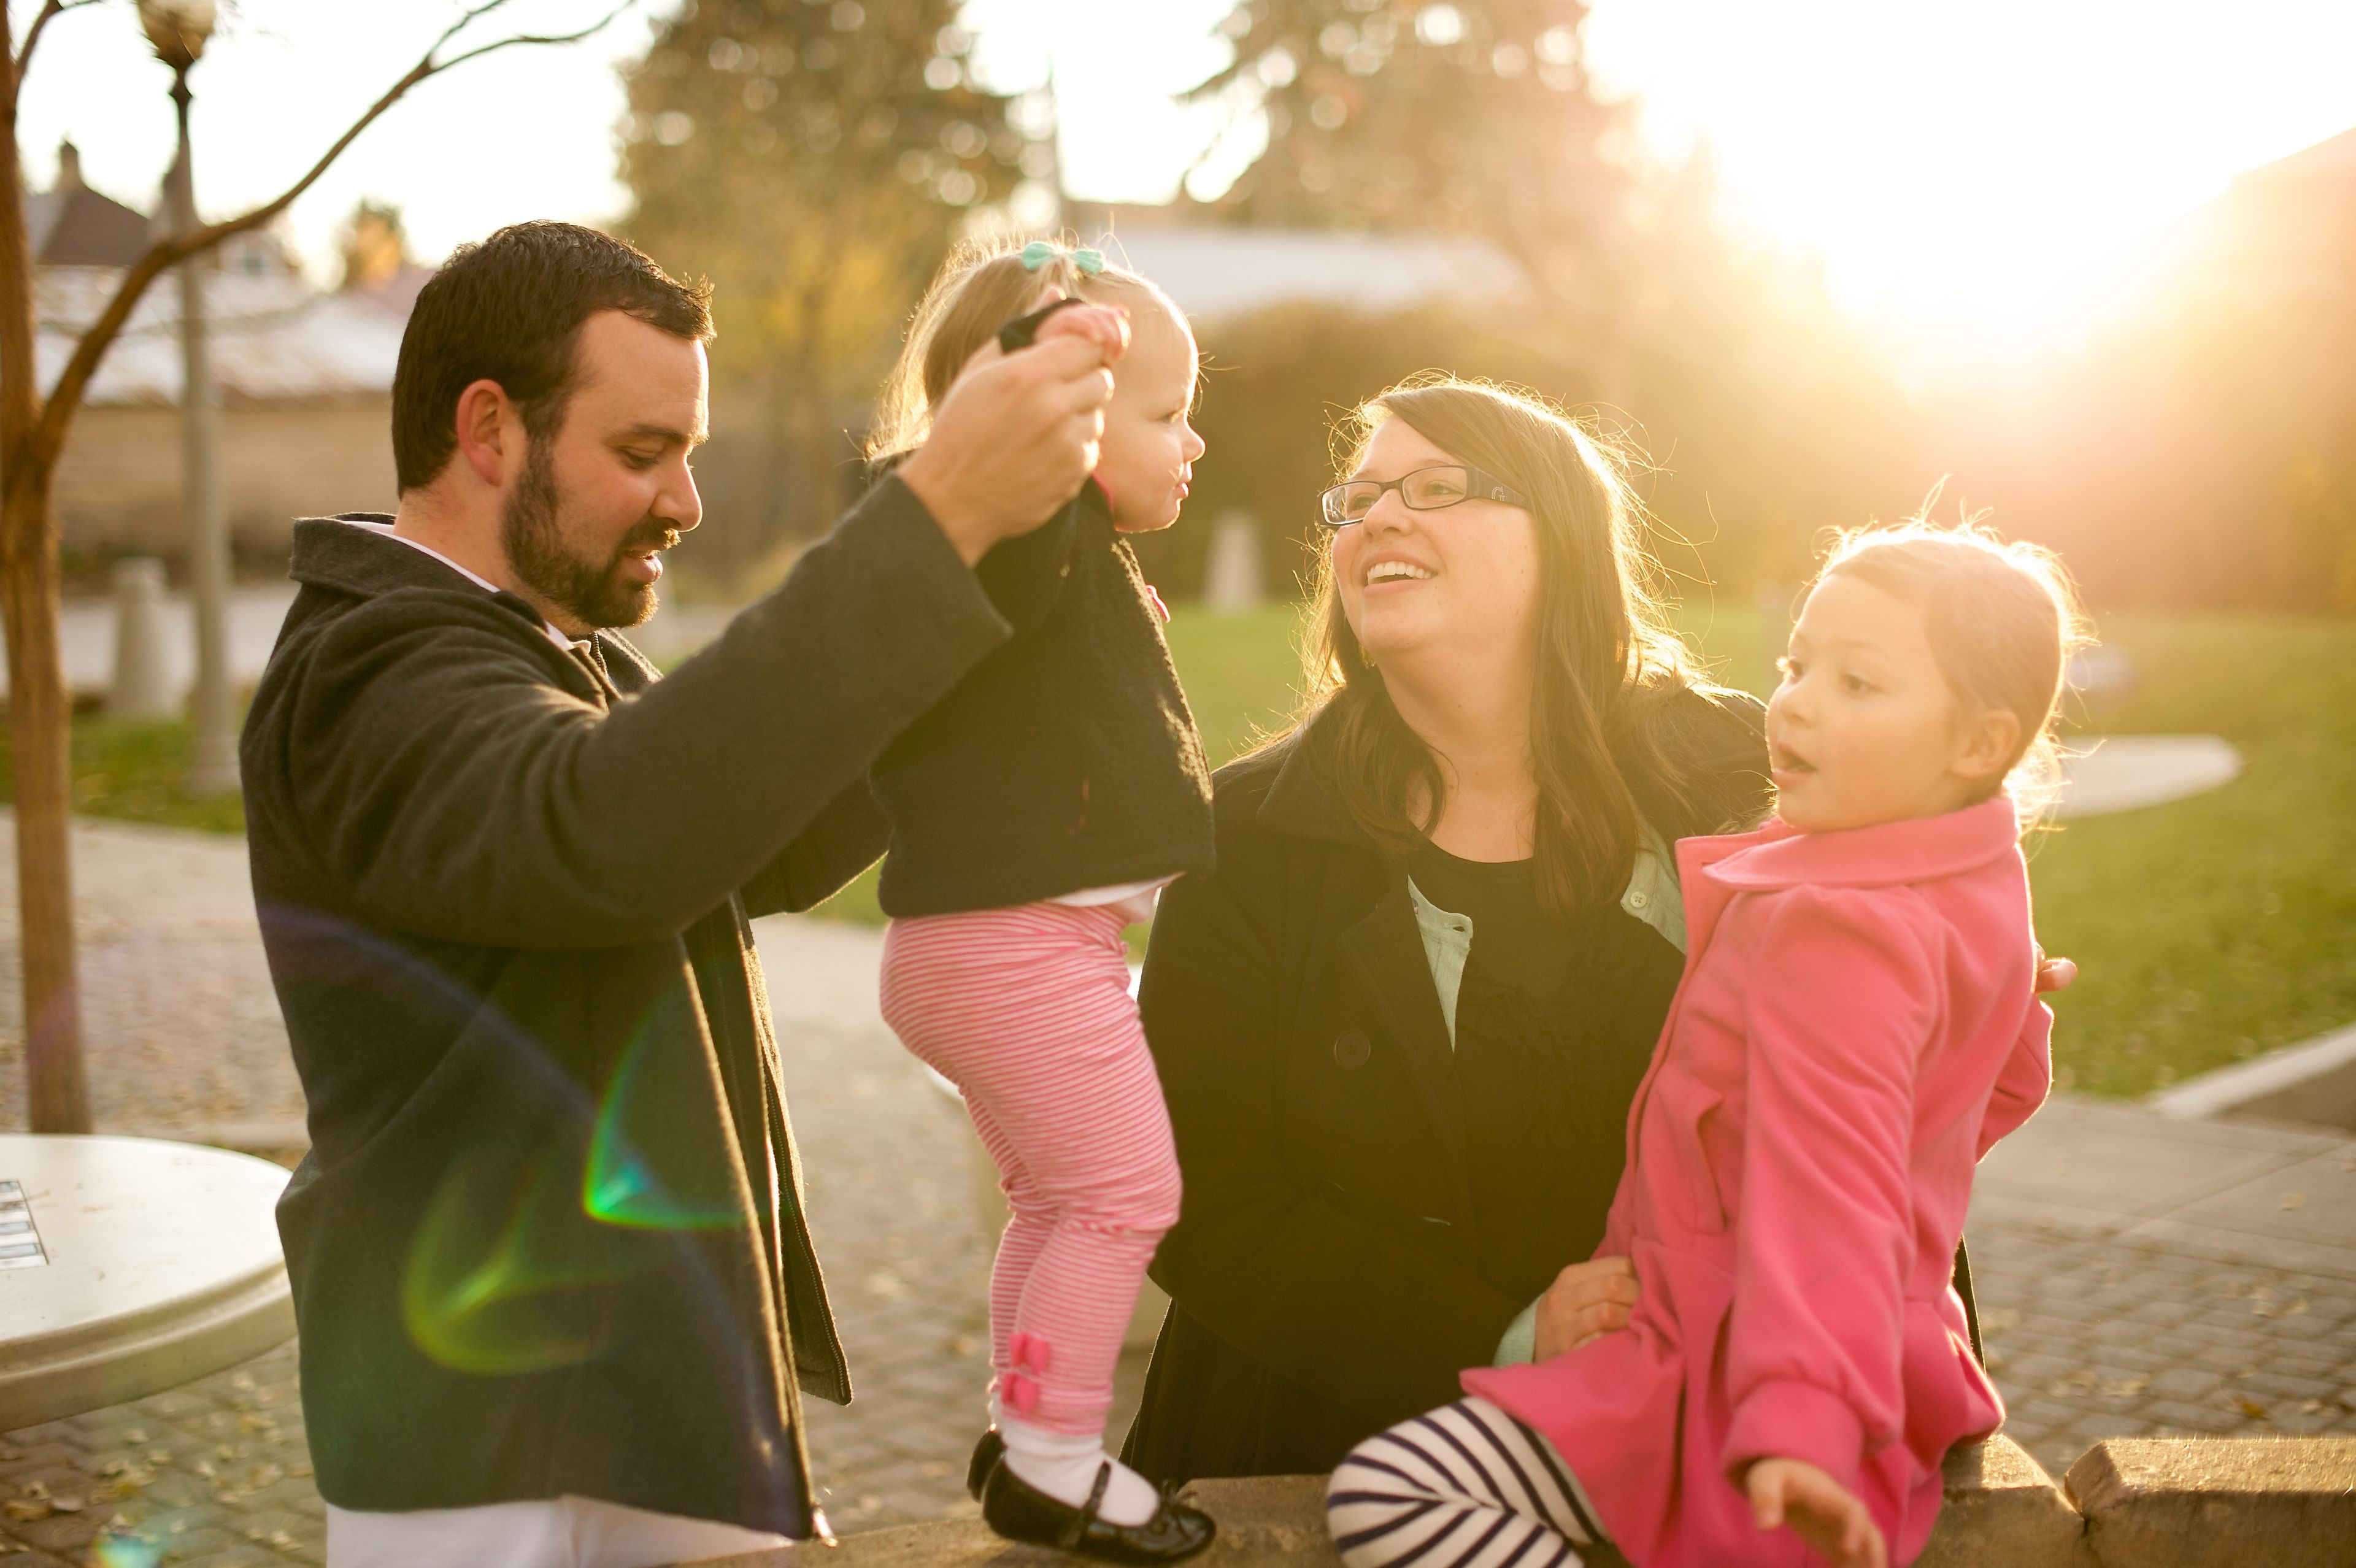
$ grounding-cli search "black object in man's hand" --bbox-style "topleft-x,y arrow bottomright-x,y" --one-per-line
998,296 -> 1085,354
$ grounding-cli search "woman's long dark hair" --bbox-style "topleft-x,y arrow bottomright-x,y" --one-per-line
1296,374 -> 1740,919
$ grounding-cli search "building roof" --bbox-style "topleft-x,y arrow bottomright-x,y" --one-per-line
2235,123 -> 2356,191
39,266 -> 409,407
23,144 -> 155,268
1071,218 -> 1520,322
26,138 -> 403,408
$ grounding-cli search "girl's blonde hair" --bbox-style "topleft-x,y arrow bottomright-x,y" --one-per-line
868,235 -> 1171,461
1814,520 -> 2093,822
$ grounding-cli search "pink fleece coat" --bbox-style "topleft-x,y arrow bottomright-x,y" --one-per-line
1462,796 -> 2052,1568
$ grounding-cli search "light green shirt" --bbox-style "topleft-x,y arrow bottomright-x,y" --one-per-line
1409,823 -> 1687,1049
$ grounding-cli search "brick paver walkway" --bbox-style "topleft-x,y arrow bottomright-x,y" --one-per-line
1973,1231 -> 2356,1481
4,817 -> 2351,1564
0,815 -> 304,1142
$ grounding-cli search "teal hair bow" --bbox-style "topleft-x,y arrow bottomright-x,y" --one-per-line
1020,239 -> 1104,277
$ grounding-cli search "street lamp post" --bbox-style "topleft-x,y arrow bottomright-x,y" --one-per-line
138,0 -> 236,795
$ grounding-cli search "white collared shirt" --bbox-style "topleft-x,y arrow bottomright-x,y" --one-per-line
324,1496 -> 789,1568
339,517 -> 583,655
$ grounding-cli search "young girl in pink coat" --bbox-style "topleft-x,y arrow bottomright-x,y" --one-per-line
1326,524 -> 2084,1568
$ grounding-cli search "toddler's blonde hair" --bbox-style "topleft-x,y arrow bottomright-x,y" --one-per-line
869,236 -> 1176,461
1812,520 -> 2093,823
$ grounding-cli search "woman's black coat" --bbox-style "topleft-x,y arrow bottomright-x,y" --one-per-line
1123,690 -> 1981,1482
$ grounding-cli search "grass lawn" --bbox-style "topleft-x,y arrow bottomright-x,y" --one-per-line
10,601 -> 2347,1098
2008,612 -> 2356,1096
0,710 -> 246,835
1679,601 -> 2356,1096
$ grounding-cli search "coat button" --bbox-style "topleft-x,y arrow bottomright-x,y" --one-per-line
1333,1031 -> 1372,1070
1626,890 -> 1650,910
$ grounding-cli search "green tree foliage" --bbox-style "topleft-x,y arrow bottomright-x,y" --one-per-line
1189,1 -> 1638,379
621,0 -> 1036,589
1189,1 -> 1615,236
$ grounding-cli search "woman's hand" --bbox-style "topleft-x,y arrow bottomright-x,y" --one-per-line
1746,1458 -> 1887,1568
1531,1256 -> 1638,1360
2034,952 -> 2076,993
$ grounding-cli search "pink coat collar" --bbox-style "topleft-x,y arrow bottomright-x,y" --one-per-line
1679,794 -> 2021,894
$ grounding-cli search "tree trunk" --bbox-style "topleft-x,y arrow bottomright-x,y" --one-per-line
0,12 -> 90,1132
0,474 -> 86,1132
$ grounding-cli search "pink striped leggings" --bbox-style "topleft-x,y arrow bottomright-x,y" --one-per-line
879,901 -> 1181,1437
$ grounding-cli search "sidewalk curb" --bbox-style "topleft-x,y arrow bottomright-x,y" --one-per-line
2147,1023 -> 2356,1121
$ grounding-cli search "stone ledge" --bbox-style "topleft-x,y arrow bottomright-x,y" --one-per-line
1919,1435 -> 2082,1568
679,1477 -> 1356,1568
681,1434 -> 2085,1567
2066,1437 -> 2356,1568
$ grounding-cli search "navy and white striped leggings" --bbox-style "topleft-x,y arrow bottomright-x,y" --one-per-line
1326,1398 -> 1609,1568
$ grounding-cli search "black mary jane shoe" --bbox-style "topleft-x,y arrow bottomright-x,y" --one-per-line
980,1458 -> 1216,1564
967,1427 -> 1004,1501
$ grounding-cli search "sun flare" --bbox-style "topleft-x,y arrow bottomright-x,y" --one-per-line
1581,0 -> 2356,346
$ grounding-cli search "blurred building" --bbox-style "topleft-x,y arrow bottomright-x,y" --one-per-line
1990,124 -> 2356,610
2136,126 -> 2356,311
1065,199 -> 1517,321
28,145 -> 418,579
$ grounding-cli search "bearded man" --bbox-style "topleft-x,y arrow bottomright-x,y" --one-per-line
239,221 -> 1122,1568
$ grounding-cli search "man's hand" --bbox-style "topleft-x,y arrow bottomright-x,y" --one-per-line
1031,300 -> 1130,359
1746,1458 -> 1887,1568
1531,1256 -> 1639,1360
899,315 -> 1126,566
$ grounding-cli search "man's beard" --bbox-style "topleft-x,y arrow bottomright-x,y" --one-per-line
500,440 -> 679,631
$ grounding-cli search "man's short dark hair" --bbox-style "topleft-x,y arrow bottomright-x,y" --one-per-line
391,221 -> 713,491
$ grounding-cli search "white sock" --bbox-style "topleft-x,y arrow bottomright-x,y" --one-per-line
996,1412 -> 1160,1528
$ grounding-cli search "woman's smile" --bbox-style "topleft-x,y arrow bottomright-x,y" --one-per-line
1363,555 -> 1436,589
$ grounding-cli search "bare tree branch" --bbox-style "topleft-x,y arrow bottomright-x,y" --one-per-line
14,0 -> 636,485
15,0 -> 102,75
433,6 -> 639,77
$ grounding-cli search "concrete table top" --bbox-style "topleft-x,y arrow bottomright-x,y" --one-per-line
0,1134 -> 293,1430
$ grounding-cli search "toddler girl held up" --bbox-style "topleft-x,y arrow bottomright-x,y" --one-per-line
866,239 -> 1216,1561
1326,524 -> 2085,1568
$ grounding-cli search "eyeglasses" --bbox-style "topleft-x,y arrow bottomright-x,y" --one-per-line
1318,465 -> 1530,528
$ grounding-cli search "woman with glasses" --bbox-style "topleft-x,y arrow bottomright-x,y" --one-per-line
1118,375 -> 1779,1480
